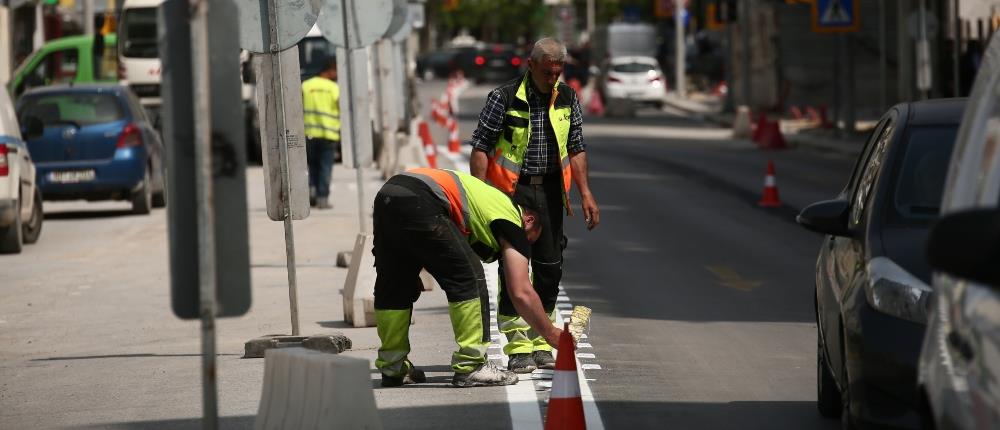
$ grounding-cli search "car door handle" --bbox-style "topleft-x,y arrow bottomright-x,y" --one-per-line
947,331 -> 975,360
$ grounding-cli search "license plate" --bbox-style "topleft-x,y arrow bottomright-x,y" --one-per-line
49,170 -> 96,184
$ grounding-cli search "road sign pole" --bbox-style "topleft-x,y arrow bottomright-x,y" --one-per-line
739,0 -> 751,107
265,0 -> 301,336
675,0 -> 686,99
190,0 -> 218,428
341,0 -> 369,234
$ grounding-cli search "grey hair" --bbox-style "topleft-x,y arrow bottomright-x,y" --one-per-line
530,37 -> 567,63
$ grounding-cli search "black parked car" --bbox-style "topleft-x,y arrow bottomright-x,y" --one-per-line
796,98 -> 965,429
416,46 -> 479,80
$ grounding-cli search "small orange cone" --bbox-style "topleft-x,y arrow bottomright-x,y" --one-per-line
755,120 -> 787,150
758,160 -> 782,208
586,88 -> 604,117
446,117 -> 460,153
545,322 -> 586,430
418,119 -> 437,168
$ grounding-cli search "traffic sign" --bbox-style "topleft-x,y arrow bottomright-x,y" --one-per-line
811,0 -> 860,33
236,0 -> 322,53
317,0 -> 395,49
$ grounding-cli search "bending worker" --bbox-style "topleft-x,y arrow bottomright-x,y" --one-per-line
470,37 -> 600,373
374,168 -> 563,388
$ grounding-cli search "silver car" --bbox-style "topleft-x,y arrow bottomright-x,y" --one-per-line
918,32 -> 1000,429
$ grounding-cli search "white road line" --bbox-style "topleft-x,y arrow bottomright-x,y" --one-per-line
554,299 -> 606,430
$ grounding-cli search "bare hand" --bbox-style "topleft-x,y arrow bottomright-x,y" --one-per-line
545,326 -> 564,349
581,194 -> 600,230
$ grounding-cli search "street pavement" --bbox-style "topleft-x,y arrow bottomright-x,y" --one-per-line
1,78 -> 857,429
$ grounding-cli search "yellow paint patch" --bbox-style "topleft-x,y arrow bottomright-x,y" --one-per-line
706,265 -> 763,292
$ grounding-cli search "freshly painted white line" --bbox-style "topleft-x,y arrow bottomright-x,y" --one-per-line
581,364 -> 602,370
576,353 -> 596,359
577,343 -> 593,348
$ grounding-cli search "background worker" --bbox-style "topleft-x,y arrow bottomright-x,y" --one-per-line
373,168 -> 564,388
469,37 -> 600,373
301,57 -> 340,209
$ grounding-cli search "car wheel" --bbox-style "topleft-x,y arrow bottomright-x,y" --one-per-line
0,194 -> 24,254
131,168 -> 152,215
22,188 -> 43,245
817,331 -> 841,418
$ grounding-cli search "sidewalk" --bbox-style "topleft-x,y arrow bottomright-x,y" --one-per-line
663,93 -> 868,158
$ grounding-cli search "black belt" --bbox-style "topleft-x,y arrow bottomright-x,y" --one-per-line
518,173 -> 559,185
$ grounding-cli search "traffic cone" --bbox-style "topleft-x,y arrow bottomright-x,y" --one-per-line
751,112 -> 768,143
756,120 -> 787,150
545,322 -> 586,430
758,160 -> 782,208
446,117 -> 460,153
418,119 -> 437,168
586,89 -> 604,117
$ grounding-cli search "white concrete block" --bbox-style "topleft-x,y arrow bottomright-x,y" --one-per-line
342,234 -> 377,327
255,348 -> 381,430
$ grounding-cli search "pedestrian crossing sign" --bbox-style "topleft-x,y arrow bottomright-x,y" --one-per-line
811,0 -> 860,33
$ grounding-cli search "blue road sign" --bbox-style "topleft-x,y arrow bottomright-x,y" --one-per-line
812,0 -> 859,33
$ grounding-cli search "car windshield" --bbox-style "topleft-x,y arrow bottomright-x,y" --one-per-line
120,7 -> 158,58
892,125 -> 958,219
18,93 -> 125,127
612,62 -> 655,73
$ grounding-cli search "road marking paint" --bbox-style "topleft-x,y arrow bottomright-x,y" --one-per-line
576,353 -> 596,359
705,265 -> 763,291
536,381 -> 552,390
557,295 -> 569,301
577,343 -> 592,348
579,333 -> 588,339
581,364 -> 602,370
559,310 -> 573,316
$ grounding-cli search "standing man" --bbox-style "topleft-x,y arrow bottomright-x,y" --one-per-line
373,168 -> 563,387
470,37 -> 600,373
302,57 -> 340,209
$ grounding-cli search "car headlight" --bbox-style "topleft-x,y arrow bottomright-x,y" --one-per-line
865,257 -> 933,324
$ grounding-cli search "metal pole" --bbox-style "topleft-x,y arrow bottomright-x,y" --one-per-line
918,0 -> 930,100
878,0 -> 887,110
739,0 -> 751,107
586,0 -> 594,40
264,0 -> 301,336
723,1 -> 734,113
83,0 -> 94,36
189,0 -> 217,428
341,0 -> 368,235
952,0 -> 960,96
675,0 -> 686,98
845,33 -> 856,133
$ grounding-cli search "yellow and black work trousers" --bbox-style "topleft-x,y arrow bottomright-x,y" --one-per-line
372,180 -> 491,377
497,177 -> 563,355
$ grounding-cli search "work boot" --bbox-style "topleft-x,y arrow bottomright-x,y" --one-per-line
381,363 -> 427,388
316,197 -> 332,210
452,362 -> 519,387
532,350 -> 555,370
506,353 -> 537,373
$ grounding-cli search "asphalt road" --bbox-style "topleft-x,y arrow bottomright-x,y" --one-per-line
0,79 -> 859,429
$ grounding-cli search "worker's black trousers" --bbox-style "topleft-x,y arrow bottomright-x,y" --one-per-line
371,181 -> 490,325
497,178 -> 565,318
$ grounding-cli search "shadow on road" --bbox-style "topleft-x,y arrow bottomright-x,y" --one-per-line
43,209 -> 141,220
32,353 -> 241,361
80,400 -> 838,430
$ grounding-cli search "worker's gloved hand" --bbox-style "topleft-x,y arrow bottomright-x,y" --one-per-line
545,326 -> 564,349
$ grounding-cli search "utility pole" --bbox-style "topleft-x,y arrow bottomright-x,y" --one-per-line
739,0 -> 751,107
83,0 -> 94,36
675,0 -> 686,98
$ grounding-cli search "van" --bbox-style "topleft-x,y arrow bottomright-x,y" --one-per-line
117,0 -> 164,108
7,33 -> 118,98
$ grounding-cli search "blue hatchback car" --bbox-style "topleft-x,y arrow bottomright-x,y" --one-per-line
16,84 -> 165,214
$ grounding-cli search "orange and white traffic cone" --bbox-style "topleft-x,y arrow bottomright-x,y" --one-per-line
446,116 -> 460,153
586,89 -> 604,117
758,160 -> 782,208
418,119 -> 437,168
545,322 -> 586,430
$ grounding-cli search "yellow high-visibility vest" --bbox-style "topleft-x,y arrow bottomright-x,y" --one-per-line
302,76 -> 340,141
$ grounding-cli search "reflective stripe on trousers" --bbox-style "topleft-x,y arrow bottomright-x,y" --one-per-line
375,298 -> 489,375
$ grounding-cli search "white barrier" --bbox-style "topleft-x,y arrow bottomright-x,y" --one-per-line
255,348 -> 381,430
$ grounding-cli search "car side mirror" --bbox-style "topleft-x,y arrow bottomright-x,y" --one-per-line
22,116 -> 44,139
797,199 -> 851,237
927,208 -> 1000,287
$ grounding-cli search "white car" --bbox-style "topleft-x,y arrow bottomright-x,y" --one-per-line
0,86 -> 42,254
599,56 -> 667,114
918,31 -> 1000,429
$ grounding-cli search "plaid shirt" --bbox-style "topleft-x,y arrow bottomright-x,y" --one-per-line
469,78 -> 584,176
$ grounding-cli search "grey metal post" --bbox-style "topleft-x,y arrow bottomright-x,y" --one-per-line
918,0 -> 929,100
189,0 -> 217,428
675,0 -> 686,98
953,0 -> 960,96
845,33 -> 856,133
341,0 -> 368,235
83,0 -> 94,36
739,0 -> 751,107
586,0 -> 595,40
265,0 -> 301,336
879,0 -> 887,110
723,2 -> 734,113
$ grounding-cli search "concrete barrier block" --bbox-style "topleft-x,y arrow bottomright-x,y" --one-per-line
342,233 -> 377,327
732,105 -> 753,139
255,348 -> 381,430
